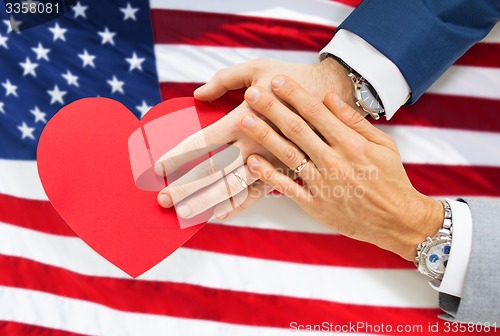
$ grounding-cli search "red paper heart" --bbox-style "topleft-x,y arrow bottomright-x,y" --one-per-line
37,97 -> 226,277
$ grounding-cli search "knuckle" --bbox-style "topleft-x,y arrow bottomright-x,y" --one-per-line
227,176 -> 243,195
346,110 -> 365,127
282,146 -> 298,165
261,167 -> 275,181
169,184 -> 187,202
285,119 -> 305,137
303,101 -> 324,117
257,127 -> 272,143
282,85 -> 300,100
261,97 -> 275,115
213,68 -> 226,82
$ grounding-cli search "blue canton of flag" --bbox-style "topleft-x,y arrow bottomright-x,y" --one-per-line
0,0 -> 162,160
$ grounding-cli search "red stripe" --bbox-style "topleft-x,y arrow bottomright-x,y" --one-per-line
151,9 -> 500,68
375,93 -> 500,133
0,321 -> 86,336
161,83 -> 500,133
405,164 -> 500,197
0,255 -> 469,335
0,194 -> 409,269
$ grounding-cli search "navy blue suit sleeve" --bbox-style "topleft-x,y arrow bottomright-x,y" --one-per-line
338,0 -> 500,103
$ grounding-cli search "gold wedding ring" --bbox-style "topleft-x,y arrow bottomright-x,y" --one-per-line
233,171 -> 249,189
294,158 -> 309,174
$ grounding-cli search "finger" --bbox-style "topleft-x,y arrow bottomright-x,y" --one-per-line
194,62 -> 255,101
239,113 -> 319,182
269,75 -> 355,146
212,180 -> 274,220
324,93 -> 397,150
154,115 -> 236,176
244,86 -> 328,164
173,165 -> 258,219
247,155 -> 311,207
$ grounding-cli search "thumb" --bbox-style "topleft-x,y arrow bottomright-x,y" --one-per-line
324,92 -> 396,150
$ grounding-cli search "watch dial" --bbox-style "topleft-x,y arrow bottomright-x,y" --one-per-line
425,243 -> 451,275
360,81 -> 383,112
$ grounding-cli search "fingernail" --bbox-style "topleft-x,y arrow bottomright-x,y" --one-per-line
158,193 -> 172,207
176,204 -> 192,218
271,76 -> 285,88
214,209 -> 228,220
245,87 -> 260,103
154,162 -> 164,176
194,85 -> 205,95
247,157 -> 259,170
242,115 -> 255,128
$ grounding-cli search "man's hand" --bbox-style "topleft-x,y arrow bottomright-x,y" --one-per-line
155,58 -> 356,221
239,75 -> 443,261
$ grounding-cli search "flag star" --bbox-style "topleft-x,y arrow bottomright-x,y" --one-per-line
30,106 -> 47,123
73,2 -> 88,18
107,76 -> 124,94
120,3 -> 139,21
62,70 -> 79,87
32,42 -> 50,61
47,85 -> 67,104
78,49 -> 96,68
0,101 -> 4,114
5,16 -> 22,33
19,57 -> 39,77
49,22 -> 67,41
2,79 -> 18,97
0,33 -> 8,49
98,27 -> 116,45
125,52 -> 145,72
18,122 -> 35,140
136,100 -> 152,117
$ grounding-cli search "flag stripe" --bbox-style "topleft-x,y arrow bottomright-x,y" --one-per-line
0,223 -> 438,308
161,83 -> 500,133
0,194 -> 410,269
0,255 -> 448,334
3,286 -> 407,336
149,0 -> 353,27
151,9 -> 500,68
154,45 -> 500,101
0,322 -> 85,336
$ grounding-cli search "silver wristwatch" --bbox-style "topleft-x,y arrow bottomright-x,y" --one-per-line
414,200 -> 453,281
328,55 -> 385,120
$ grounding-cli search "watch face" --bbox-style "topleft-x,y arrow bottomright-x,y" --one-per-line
424,242 -> 451,276
359,81 -> 384,113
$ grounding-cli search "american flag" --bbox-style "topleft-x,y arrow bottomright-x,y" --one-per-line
0,0 -> 499,335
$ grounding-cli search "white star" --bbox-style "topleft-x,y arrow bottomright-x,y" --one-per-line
98,27 -> 116,46
62,70 -> 79,87
49,22 -> 67,41
120,3 -> 139,21
5,16 -> 22,33
125,52 -> 145,72
136,100 -> 152,118
30,106 -> 47,123
19,57 -> 39,77
78,49 -> 96,68
2,79 -> 18,97
32,42 -> 50,61
18,122 -> 35,140
107,76 -> 124,94
0,33 -> 8,49
47,85 -> 67,105
73,2 -> 88,18
0,101 -> 4,114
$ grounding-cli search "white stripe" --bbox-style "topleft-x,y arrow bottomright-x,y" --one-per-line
0,286 -> 306,336
0,222 -> 438,308
0,159 -> 46,200
155,45 -> 500,101
482,22 -> 500,44
149,0 -> 352,27
379,125 -> 500,166
2,125 -> 500,201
